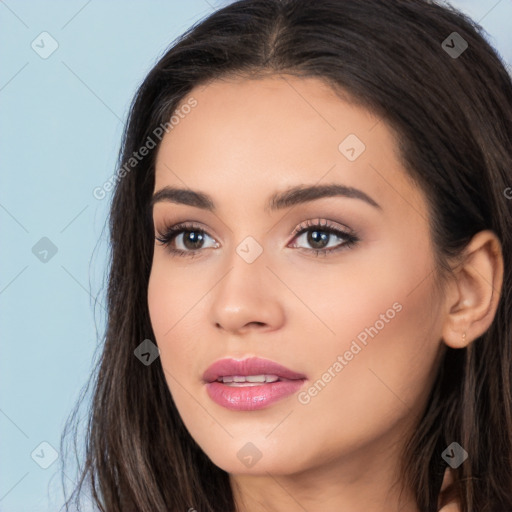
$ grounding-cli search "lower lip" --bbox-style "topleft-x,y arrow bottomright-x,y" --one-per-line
205,380 -> 306,411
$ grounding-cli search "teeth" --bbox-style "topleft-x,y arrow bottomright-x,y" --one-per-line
246,375 -> 276,383
217,374 -> 280,384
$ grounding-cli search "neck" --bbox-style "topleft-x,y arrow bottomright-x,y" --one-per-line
229,441 -> 420,512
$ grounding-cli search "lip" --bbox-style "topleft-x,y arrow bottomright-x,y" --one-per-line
202,357 -> 307,383
203,357 -> 307,411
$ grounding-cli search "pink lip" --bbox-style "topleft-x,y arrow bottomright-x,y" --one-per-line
202,357 -> 306,383
203,357 -> 307,411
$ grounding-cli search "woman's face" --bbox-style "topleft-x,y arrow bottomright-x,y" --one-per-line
148,75 -> 448,478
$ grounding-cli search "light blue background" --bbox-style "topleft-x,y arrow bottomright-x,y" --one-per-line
1,1 -> 511,511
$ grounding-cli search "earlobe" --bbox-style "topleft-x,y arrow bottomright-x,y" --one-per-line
441,230 -> 504,349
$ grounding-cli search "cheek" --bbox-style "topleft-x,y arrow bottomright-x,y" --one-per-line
295,231 -> 440,397
147,270 -> 213,450
147,266 -> 171,342
298,253 -> 442,437
148,257 -> 202,337
147,264 -> 196,371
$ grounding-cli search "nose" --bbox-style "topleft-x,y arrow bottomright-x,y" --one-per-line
208,248 -> 286,335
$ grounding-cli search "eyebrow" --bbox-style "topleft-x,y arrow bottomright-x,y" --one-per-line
150,183 -> 381,212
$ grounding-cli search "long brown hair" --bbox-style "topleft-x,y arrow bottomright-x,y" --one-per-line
60,1 -> 512,510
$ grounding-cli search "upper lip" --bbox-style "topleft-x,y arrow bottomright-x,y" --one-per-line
202,357 -> 307,383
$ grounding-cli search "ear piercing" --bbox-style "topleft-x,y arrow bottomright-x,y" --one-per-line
462,332 -> 466,343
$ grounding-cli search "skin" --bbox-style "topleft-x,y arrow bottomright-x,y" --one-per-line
147,75 -> 503,512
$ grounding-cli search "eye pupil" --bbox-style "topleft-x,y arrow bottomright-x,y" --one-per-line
308,230 -> 329,249
184,231 -> 204,250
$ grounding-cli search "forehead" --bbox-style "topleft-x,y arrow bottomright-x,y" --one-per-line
157,75 -> 383,164
153,75 -> 427,221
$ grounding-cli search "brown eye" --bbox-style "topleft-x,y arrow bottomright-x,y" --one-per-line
290,220 -> 359,257
155,222 -> 219,257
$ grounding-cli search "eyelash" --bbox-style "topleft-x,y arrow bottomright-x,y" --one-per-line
155,219 -> 359,259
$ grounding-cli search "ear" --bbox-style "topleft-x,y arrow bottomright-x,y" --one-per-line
441,230 -> 504,349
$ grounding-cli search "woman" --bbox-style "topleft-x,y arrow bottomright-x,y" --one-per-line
61,0 -> 512,511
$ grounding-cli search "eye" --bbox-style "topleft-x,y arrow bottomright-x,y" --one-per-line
289,218 -> 359,257
155,218 -> 359,258
155,222 -> 218,259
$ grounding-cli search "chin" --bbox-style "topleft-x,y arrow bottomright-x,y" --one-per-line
202,440 -> 312,477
